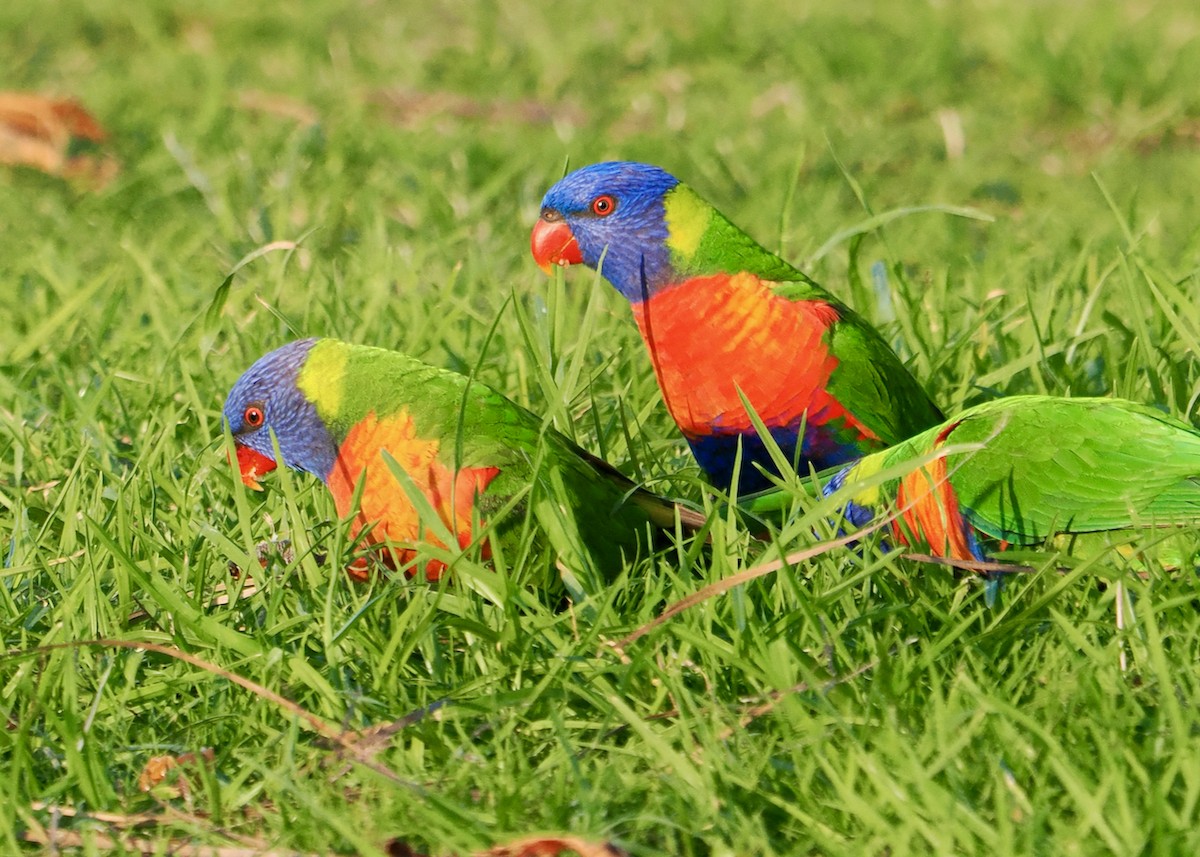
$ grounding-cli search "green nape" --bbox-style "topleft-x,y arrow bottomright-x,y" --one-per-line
822,310 -> 947,444
663,184 -> 820,288
299,338 -> 492,442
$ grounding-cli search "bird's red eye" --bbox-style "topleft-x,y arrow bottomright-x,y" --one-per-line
243,406 -> 264,429
591,195 -> 616,216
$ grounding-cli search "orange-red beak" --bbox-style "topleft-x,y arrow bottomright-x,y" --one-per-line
234,444 -> 277,491
530,215 -> 582,275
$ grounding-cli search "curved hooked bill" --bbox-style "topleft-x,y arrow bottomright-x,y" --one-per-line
530,215 -> 582,274
233,444 -> 278,491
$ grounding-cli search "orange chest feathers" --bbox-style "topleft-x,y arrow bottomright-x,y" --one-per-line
630,273 -> 874,440
324,410 -> 499,579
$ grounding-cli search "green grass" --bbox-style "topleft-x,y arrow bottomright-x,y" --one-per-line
4,0 -> 1200,853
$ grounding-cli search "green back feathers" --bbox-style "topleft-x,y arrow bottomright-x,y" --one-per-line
822,315 -> 946,444
870,396 -> 1200,543
296,338 -> 537,465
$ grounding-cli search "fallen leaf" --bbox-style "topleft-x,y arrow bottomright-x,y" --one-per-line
236,90 -> 320,126
484,837 -> 627,857
371,87 -> 586,130
29,801 -> 159,828
0,91 -> 118,186
22,824 -> 304,857
381,835 -> 626,857
137,748 -> 215,794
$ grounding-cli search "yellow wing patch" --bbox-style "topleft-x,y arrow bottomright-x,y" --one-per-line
840,453 -> 886,507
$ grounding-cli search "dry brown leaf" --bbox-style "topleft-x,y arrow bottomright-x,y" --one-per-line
382,835 -> 627,857
22,825 -> 304,857
226,537 -> 298,582
372,87 -> 586,130
25,800 -> 295,854
483,836 -> 628,857
1134,117 -> 1200,155
236,90 -> 320,126
30,800 -> 159,828
137,748 -> 216,793
0,91 -> 118,186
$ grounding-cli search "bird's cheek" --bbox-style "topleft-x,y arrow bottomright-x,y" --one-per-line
233,444 -> 278,491
530,217 -> 583,274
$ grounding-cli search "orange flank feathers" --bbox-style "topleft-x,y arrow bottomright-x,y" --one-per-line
325,410 -> 500,580
893,423 -> 974,560
632,272 -> 878,442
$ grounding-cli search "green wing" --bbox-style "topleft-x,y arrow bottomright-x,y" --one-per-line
433,376 -> 705,581
936,397 -> 1200,543
819,302 -> 945,445
762,278 -> 944,444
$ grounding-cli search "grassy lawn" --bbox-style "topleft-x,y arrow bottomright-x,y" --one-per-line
4,0 -> 1200,853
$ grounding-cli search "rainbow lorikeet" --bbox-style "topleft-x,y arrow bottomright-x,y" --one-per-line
531,161 -> 944,494
223,338 -> 704,582
818,396 -> 1200,566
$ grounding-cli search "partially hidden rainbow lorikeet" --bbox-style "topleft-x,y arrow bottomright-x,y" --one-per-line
531,161 -> 944,494
818,396 -> 1200,566
223,338 -> 704,582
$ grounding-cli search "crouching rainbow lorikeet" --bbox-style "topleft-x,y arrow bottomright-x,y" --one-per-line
817,396 -> 1200,569
223,338 -> 704,583
531,161 -> 944,494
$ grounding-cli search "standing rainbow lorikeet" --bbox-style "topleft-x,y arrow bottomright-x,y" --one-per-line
818,396 -> 1200,567
531,161 -> 944,494
223,338 -> 703,583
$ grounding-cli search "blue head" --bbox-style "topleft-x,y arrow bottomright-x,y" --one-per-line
223,338 -> 337,487
531,161 -> 681,302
